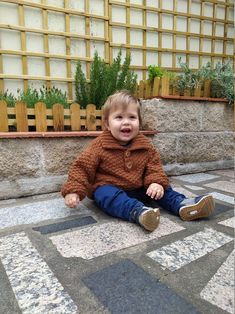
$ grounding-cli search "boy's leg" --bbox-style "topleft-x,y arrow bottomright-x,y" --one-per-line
94,185 -> 143,221
155,186 -> 186,215
148,186 -> 214,220
93,185 -> 160,231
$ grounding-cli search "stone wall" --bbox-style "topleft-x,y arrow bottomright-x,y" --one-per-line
0,99 -> 233,199
141,99 -> 234,174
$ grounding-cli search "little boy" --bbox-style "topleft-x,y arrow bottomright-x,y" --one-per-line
61,90 -> 215,231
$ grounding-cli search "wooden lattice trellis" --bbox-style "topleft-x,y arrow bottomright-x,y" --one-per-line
0,0 -> 234,100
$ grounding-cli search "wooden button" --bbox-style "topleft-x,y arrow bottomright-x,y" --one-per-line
126,162 -> 132,169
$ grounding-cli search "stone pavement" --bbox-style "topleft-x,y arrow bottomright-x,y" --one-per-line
0,169 -> 234,314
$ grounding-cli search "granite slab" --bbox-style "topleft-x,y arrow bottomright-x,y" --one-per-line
200,250 -> 234,314
0,232 -> 78,314
212,202 -> 233,216
218,217 -> 234,228
83,259 -> 200,314
173,173 -> 219,183
210,192 -> 234,205
0,198 -> 92,229
171,184 -> 196,198
50,218 -> 185,259
205,181 -> 235,194
147,228 -> 233,271
184,185 -> 205,191
33,216 -> 97,234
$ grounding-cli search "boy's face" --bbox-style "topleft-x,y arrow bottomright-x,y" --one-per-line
106,103 -> 140,144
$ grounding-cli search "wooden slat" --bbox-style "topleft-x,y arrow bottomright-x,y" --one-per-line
161,75 -> 170,96
152,77 -> 160,96
18,4 -> 28,90
194,85 -> 201,97
0,100 -> 8,132
86,104 -> 96,131
145,80 -> 151,97
15,101 -> 28,132
70,103 -> 81,131
85,0 -> 91,80
203,80 -> 211,97
35,102 -> 47,132
184,89 -> 191,96
138,80 -> 145,98
52,103 -> 64,131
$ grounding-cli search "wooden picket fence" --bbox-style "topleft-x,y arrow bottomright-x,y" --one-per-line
0,101 -> 103,132
136,75 -> 212,99
0,77 -> 225,133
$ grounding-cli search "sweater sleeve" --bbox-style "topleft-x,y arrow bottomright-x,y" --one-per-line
143,146 -> 169,189
61,141 -> 100,200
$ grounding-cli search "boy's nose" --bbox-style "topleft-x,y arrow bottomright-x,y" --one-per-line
123,118 -> 130,124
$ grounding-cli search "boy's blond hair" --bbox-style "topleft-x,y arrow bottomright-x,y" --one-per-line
103,90 -> 142,127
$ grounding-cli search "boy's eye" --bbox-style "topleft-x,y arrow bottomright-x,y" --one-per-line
115,115 -> 122,119
130,115 -> 137,119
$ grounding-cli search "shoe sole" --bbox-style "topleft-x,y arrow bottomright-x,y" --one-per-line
140,209 -> 160,231
179,195 -> 215,221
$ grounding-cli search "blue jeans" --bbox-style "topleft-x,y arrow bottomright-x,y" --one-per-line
93,185 -> 186,223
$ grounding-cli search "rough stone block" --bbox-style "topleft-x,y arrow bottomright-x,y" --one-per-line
153,134 -> 178,164
201,102 -> 234,131
0,139 -> 43,180
177,132 -> 234,163
141,99 -> 202,132
41,138 -> 90,175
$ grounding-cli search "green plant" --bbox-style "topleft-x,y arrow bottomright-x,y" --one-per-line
148,65 -> 164,84
165,71 -> 176,81
39,86 -> 68,108
0,90 -> 16,107
0,86 -> 69,108
210,60 -> 234,105
174,57 -> 201,95
75,61 -> 90,109
16,88 -> 40,108
197,62 -> 214,81
75,50 -> 137,109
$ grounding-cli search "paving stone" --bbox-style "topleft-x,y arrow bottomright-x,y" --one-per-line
218,217 -> 234,228
204,181 -> 235,194
184,185 -> 205,191
209,169 -> 234,179
200,250 -> 234,314
171,184 -> 196,198
210,192 -> 234,205
212,202 -> 233,216
0,232 -> 78,314
83,259 -> 200,314
147,228 -> 233,271
33,216 -> 97,234
0,262 -> 21,314
0,198 -> 93,229
174,173 -> 219,183
50,218 -> 185,259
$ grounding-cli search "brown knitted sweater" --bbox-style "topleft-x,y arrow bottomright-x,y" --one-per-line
61,130 -> 169,200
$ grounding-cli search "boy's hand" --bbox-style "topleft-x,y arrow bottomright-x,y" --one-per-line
146,183 -> 164,200
65,193 -> 80,208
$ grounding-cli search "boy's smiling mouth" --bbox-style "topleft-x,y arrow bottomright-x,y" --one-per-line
121,128 -> 131,134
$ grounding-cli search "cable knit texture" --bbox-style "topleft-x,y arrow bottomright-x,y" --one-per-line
61,130 -> 169,200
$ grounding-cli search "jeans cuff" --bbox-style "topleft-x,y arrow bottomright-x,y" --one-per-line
129,206 -> 144,223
